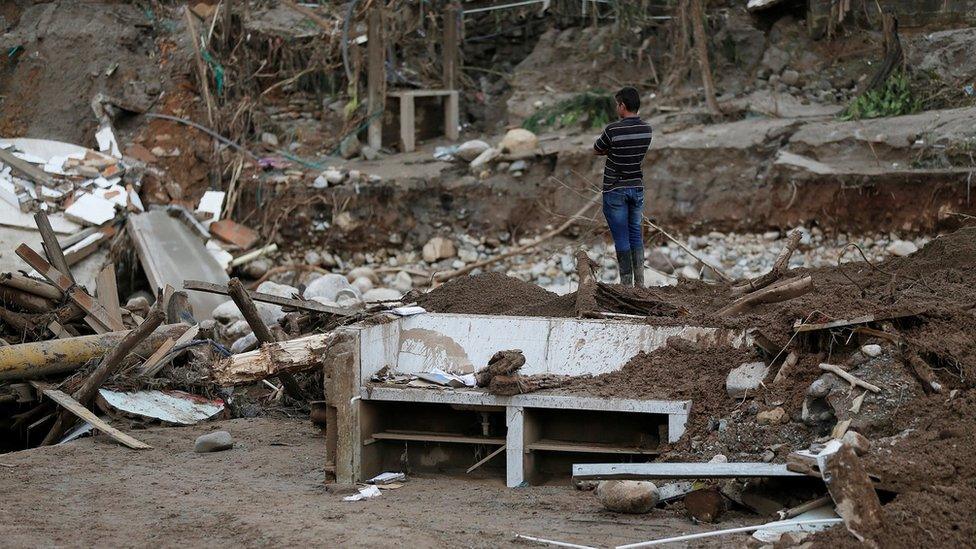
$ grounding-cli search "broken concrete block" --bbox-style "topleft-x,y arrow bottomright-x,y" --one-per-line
597,480 -> 659,514
195,190 -> 225,226
756,407 -> 788,425
64,192 -> 117,226
422,236 -> 456,263
726,361 -> 770,399
194,430 -> 234,453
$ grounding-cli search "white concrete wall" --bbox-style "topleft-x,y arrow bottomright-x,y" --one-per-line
358,313 -> 749,381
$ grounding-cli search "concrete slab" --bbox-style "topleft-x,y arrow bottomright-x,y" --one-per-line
572,462 -> 806,481
127,210 -> 229,319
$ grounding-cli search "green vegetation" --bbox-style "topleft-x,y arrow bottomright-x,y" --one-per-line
523,91 -> 617,133
841,70 -> 920,121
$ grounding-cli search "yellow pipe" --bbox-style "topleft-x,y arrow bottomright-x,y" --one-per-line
0,323 -> 190,381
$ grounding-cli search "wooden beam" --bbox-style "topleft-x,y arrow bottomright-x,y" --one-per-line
136,324 -> 197,378
715,275 -> 813,317
366,2 -> 384,150
0,146 -> 55,187
16,244 -> 125,333
442,3 -> 460,90
212,331 -> 339,385
183,279 -> 356,316
34,211 -> 74,283
95,263 -> 123,328
41,389 -> 151,449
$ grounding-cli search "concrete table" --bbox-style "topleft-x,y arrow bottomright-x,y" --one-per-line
388,89 -> 459,152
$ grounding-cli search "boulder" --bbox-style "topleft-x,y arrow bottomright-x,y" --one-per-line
351,276 -> 374,294
304,273 -> 360,302
254,281 -> 299,325
194,431 -> 234,453
363,287 -> 402,303
498,128 -> 538,156
861,344 -> 882,358
223,319 -> 252,341
455,139 -> 491,161
422,237 -> 457,263
781,69 -> 801,86
230,332 -> 258,354
211,299 -> 244,325
597,480 -> 660,514
726,361 -> 770,399
391,271 -> 414,293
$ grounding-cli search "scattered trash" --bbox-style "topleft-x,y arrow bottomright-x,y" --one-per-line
342,484 -> 382,502
367,472 -> 406,485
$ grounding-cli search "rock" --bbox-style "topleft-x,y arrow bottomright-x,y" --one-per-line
841,430 -> 871,456
455,139 -> 491,161
260,132 -> 279,147
360,145 -> 379,161
781,69 -> 801,86
726,361 -> 770,399
469,147 -> 500,169
320,251 -> 338,268
756,407 -> 788,425
304,250 -> 322,267
363,287 -> 402,303
346,266 -> 379,284
457,247 -> 478,263
683,487 -> 725,523
678,265 -> 700,280
230,332 -> 258,354
886,240 -> 918,257
597,480 -> 660,514
339,135 -> 361,159
125,295 -> 150,317
391,271 -> 413,293
224,319 -> 252,341
710,454 -> 728,463
508,159 -> 527,172
333,212 -> 358,232
304,273 -> 359,302
761,46 -> 790,73
645,249 -> 673,273
243,257 -> 271,278
312,174 -> 329,189
253,281 -> 299,325
861,344 -> 882,358
194,431 -> 234,453
351,276 -> 374,294
212,299 -> 244,324
322,168 -> 345,185
498,128 -> 538,156
422,237 -> 456,263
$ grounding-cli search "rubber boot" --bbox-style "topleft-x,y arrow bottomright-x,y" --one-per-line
616,250 -> 634,286
631,248 -> 645,288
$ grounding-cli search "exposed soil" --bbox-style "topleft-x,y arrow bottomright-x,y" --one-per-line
414,272 -> 558,315
0,417 -> 754,548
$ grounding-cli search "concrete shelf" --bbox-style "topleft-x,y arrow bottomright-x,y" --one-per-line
526,439 -> 661,455
367,430 -> 505,446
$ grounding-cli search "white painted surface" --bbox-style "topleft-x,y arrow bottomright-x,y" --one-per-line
506,406 -> 525,487
64,192 -> 117,226
98,389 -> 225,425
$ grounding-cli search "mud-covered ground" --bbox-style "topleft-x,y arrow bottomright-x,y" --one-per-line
0,417 -> 756,548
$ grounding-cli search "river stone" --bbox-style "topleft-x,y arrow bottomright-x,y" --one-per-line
194,431 -> 234,453
597,480 -> 660,514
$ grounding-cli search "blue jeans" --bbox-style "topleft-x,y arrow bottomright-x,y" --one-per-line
602,187 -> 644,254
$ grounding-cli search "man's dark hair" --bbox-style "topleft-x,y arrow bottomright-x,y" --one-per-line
614,87 -> 640,112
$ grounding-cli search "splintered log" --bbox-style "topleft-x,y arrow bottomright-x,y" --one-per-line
0,323 -> 189,380
0,273 -> 62,300
716,275 -> 813,317
823,444 -> 884,543
212,332 -> 340,385
731,229 -> 802,296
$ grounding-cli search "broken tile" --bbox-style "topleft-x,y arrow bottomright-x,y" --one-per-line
64,192 -> 117,226
210,219 -> 260,250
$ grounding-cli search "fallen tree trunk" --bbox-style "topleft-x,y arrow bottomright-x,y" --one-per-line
731,229 -> 802,296
716,275 -> 813,317
0,323 -> 189,380
212,331 -> 341,385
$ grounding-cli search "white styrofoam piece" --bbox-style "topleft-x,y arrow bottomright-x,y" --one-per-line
196,190 -> 225,226
95,125 -> 122,158
64,193 -> 117,226
98,389 -> 225,425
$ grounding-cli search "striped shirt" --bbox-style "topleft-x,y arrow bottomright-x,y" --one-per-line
594,116 -> 653,191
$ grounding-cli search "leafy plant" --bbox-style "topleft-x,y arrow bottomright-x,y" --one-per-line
523,91 -> 617,133
841,70 -> 920,121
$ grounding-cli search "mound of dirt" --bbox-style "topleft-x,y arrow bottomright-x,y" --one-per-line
415,272 -> 559,315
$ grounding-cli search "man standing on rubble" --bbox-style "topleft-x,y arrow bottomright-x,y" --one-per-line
593,87 -> 653,287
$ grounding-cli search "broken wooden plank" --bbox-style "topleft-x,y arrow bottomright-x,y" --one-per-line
731,229 -> 802,296
183,279 -> 356,316
212,331 -> 340,385
95,263 -> 123,327
64,229 -> 113,267
466,444 -> 506,474
41,389 -> 151,450
0,273 -> 62,300
16,244 -> 124,333
34,211 -> 74,283
137,324 -> 198,378
716,275 -> 813,317
0,146 -> 56,187
572,462 -> 805,481
793,311 -> 920,333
